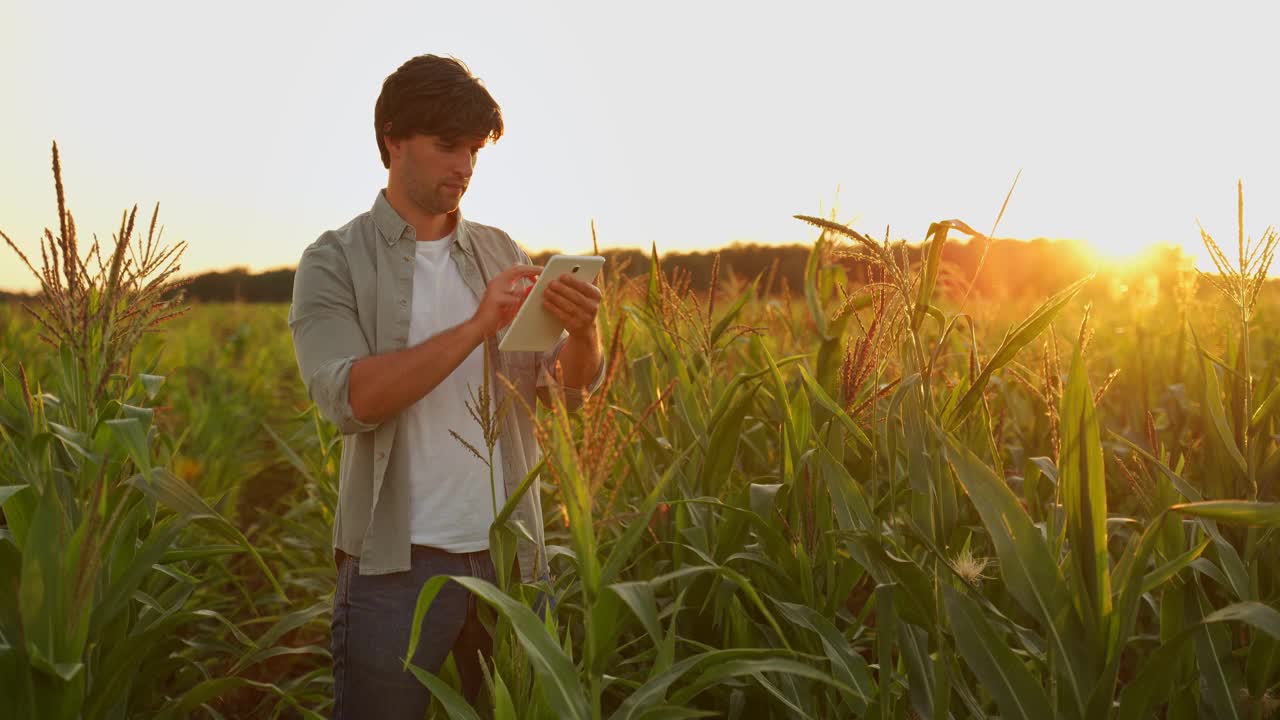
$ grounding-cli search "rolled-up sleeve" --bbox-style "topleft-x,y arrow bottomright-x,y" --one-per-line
537,333 -> 607,410
289,240 -> 378,435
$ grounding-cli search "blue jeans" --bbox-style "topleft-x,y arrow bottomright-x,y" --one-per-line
330,545 -> 552,719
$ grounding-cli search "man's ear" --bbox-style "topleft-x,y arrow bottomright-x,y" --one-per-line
383,124 -> 402,161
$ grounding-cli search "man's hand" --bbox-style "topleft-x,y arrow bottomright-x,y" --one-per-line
470,265 -> 542,337
542,273 -> 602,339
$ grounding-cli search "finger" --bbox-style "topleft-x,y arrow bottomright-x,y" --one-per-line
542,288 -> 575,314
546,278 -> 598,311
542,290 -> 584,324
495,264 -> 542,285
557,274 -> 602,299
543,298 -> 576,328
543,300 -> 570,325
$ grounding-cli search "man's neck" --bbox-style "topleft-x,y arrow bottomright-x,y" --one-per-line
383,186 -> 457,242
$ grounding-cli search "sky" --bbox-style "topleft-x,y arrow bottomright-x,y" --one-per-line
2,1 -> 1278,292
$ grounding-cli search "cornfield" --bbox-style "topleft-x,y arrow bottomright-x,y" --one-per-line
3,145 -> 1280,719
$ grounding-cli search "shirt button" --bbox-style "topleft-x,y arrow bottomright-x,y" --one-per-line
404,255 -> 412,262
376,451 -> 386,461
399,298 -> 408,307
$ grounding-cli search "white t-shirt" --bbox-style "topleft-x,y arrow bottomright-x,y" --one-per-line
391,231 -> 506,551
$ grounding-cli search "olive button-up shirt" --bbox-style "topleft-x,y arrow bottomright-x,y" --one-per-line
289,190 -> 604,581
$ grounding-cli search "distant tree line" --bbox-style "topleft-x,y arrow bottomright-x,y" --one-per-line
0,237 -> 1197,305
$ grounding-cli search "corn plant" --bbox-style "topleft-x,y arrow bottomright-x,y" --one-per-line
5,146 -> 1280,718
402,195 -> 1280,719
0,144 -> 309,719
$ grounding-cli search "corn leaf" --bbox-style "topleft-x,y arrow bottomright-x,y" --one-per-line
944,584 -> 1053,720
875,583 -> 897,720
804,231 -> 831,339
669,657 -> 858,707
912,220 -> 978,332
1058,340 -> 1111,639
709,277 -> 758,347
1118,598 -> 1280,717
405,664 -> 482,720
1172,500 -> 1280,527
455,576 -> 589,720
0,485 -> 28,505
126,468 -> 285,600
1200,357 -> 1249,478
948,275 -> 1091,427
611,649 -> 798,720
608,582 -> 663,653
942,428 -> 1091,715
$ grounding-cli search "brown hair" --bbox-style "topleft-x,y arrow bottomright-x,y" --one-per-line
374,55 -> 504,169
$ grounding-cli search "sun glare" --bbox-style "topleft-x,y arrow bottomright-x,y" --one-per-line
1084,236 -> 1260,275
1085,237 -> 1165,262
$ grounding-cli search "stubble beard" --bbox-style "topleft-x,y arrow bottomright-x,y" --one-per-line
405,169 -> 462,217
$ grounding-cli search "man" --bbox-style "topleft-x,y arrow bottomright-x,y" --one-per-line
289,54 -> 605,718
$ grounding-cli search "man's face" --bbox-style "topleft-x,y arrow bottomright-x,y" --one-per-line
388,133 -> 486,216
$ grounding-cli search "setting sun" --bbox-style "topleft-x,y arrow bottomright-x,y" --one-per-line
1071,186 -> 1278,276
1081,237 -> 1202,268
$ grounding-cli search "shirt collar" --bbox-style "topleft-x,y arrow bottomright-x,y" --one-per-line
371,190 -> 475,256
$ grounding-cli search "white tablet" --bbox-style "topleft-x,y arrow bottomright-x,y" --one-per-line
498,254 -> 605,353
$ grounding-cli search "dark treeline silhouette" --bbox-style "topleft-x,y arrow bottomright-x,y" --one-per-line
0,237 -> 1197,305
531,244 -> 814,297
178,268 -> 299,303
